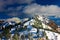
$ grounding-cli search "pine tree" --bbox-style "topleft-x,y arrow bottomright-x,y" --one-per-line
2,28 -> 11,40
13,33 -> 19,40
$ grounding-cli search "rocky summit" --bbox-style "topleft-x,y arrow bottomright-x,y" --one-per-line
0,15 -> 60,40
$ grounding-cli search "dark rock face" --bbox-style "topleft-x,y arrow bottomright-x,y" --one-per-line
48,20 -> 58,30
0,20 -> 4,24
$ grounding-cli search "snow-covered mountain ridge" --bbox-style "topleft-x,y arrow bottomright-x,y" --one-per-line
0,15 -> 60,40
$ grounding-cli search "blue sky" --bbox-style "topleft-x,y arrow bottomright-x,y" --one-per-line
36,0 -> 60,6
0,0 -> 60,19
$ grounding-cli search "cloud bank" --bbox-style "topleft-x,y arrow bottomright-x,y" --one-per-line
6,6 -> 23,17
0,0 -> 35,12
23,3 -> 60,17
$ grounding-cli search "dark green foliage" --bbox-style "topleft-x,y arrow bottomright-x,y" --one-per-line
2,28 -> 11,39
13,33 -> 19,40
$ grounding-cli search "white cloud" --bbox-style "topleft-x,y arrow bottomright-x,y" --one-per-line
23,3 -> 60,16
7,6 -> 23,16
16,0 -> 34,4
0,0 -> 6,12
5,0 -> 35,5
0,0 -> 35,12
7,12 -> 21,17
